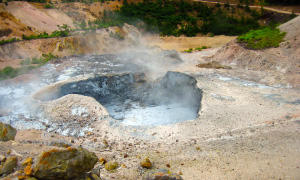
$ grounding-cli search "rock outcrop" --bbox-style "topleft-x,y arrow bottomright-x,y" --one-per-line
0,122 -> 17,141
32,147 -> 98,180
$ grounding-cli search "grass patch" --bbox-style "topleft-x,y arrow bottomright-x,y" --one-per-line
237,27 -> 286,49
0,53 -> 57,80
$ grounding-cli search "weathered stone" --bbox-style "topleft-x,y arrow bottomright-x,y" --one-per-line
91,167 -> 101,177
24,177 -> 38,180
32,147 -> 98,180
24,163 -> 34,176
0,155 -> 6,162
140,158 -> 152,169
21,157 -> 33,166
91,173 -> 102,180
0,170 -> 23,180
0,156 -> 18,175
104,161 -> 118,171
144,168 -> 183,180
0,122 -> 17,141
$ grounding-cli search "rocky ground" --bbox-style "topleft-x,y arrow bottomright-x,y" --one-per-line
0,2 -> 300,179
1,46 -> 300,179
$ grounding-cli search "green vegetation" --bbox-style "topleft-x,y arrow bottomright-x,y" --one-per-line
195,46 -> 208,51
264,0 -> 300,5
44,3 -> 56,9
0,38 -> 20,45
22,26 -> 69,40
183,48 -> 193,53
116,0 -> 261,36
0,53 -> 57,80
237,27 -> 286,49
0,25 -> 70,46
184,46 -> 210,53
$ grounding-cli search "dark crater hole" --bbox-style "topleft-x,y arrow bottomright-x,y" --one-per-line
45,71 -> 202,126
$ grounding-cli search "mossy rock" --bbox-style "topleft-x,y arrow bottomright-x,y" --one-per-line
0,122 -> 17,141
0,156 -> 18,175
32,147 -> 98,180
105,161 -> 118,171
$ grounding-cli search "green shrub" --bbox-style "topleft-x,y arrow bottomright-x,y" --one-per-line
183,48 -> 193,53
44,3 -> 55,9
20,58 -> 31,65
0,38 -> 20,45
0,53 -> 57,80
195,46 -> 209,51
237,27 -> 286,49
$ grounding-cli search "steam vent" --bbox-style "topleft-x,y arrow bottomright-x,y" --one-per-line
33,71 -> 202,126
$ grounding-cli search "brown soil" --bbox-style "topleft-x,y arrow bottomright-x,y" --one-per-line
144,35 -> 236,52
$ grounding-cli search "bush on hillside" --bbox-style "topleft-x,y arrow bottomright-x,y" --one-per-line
237,27 -> 286,49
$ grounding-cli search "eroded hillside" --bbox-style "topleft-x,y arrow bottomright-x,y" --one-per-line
209,15 -> 300,88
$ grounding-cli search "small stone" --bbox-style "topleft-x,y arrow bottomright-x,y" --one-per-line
91,167 -> 101,177
105,162 -> 118,171
21,157 -> 33,166
91,173 -> 102,180
140,158 -> 152,169
0,155 -> 6,162
196,147 -> 201,150
24,163 -> 34,176
179,172 -> 183,175
145,168 -> 183,180
166,164 -> 171,168
0,156 -> 18,175
0,123 -> 17,141
24,177 -> 38,180
99,158 -> 107,164
121,164 -> 126,168
123,154 -> 128,158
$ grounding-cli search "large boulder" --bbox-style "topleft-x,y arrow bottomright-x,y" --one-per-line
0,122 -> 17,141
32,147 -> 98,180
0,156 -> 18,175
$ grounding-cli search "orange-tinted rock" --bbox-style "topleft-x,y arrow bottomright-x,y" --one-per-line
32,147 -> 98,180
0,123 -> 17,141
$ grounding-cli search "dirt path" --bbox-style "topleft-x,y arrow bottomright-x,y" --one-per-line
195,0 -> 300,15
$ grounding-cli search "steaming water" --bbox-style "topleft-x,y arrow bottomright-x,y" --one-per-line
106,102 -> 197,126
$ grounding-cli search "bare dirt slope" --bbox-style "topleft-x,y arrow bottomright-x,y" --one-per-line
209,15 -> 300,88
5,1 -> 74,34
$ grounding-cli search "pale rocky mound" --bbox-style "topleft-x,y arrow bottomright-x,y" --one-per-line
209,16 -> 300,88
